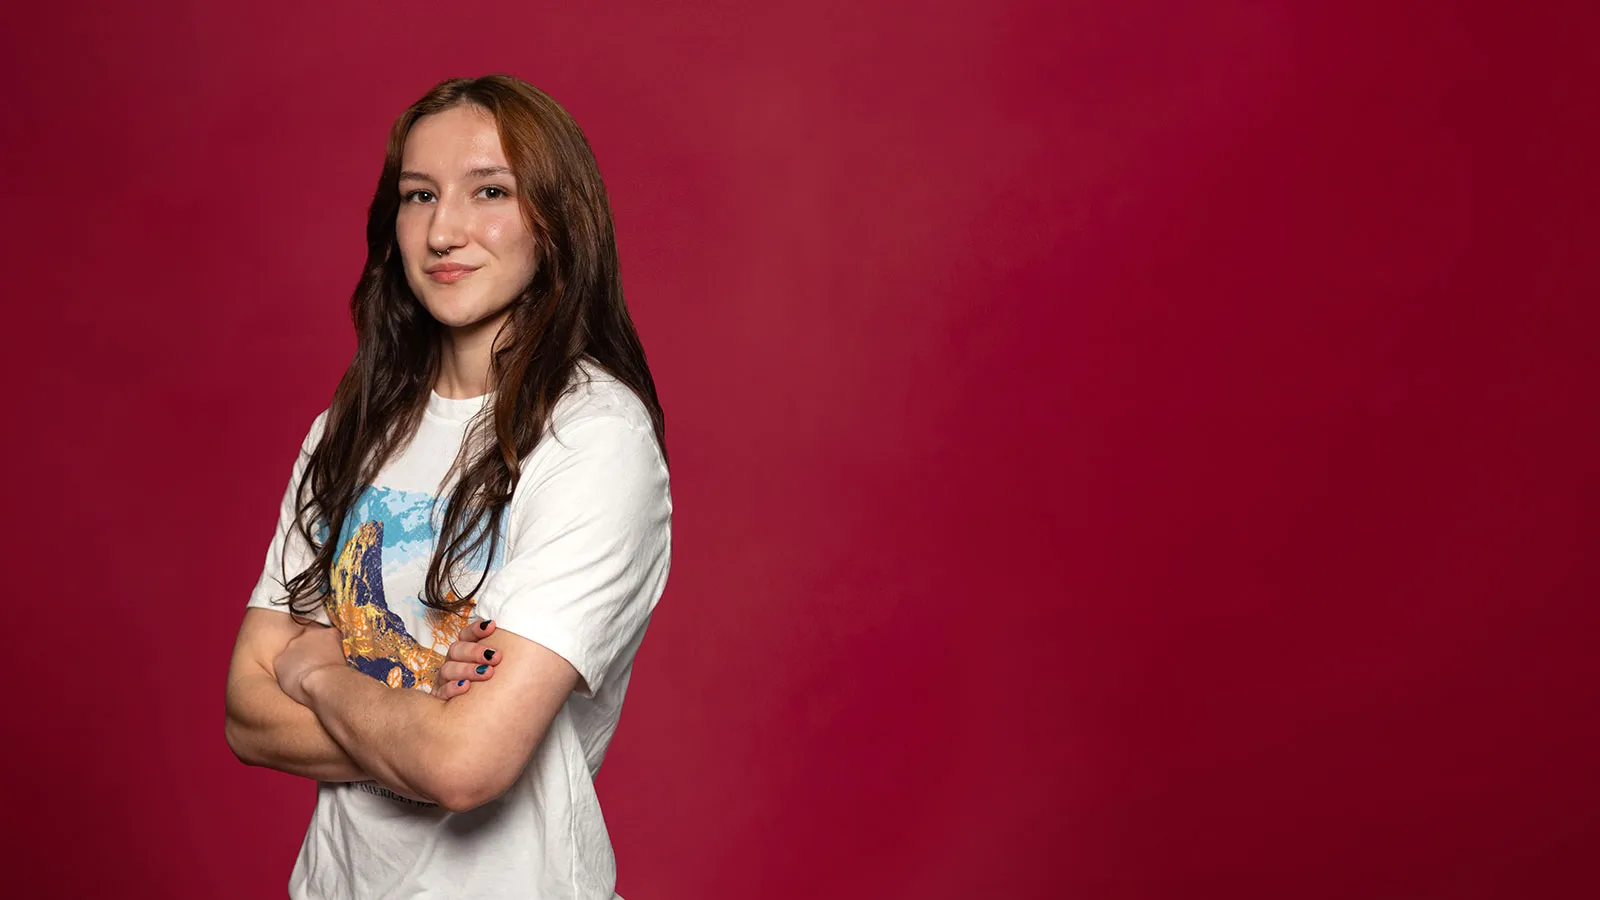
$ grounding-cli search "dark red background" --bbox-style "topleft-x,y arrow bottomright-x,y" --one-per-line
2,2 -> 1596,897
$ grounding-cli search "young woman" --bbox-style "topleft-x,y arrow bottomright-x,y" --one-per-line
224,74 -> 672,899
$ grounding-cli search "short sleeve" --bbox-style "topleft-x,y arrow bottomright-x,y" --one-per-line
474,414 -> 672,698
246,411 -> 332,625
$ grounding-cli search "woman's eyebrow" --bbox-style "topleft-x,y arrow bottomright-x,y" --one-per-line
399,166 -> 513,183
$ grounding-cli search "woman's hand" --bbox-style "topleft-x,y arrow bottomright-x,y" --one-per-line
274,624 -> 347,706
432,618 -> 503,700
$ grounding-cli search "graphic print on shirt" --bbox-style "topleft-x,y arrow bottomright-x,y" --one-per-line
320,485 -> 503,693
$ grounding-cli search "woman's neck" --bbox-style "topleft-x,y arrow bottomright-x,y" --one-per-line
434,310 -> 512,399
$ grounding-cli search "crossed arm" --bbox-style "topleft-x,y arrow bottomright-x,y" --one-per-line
227,414 -> 663,810
224,607 -> 578,812
224,608 -> 369,783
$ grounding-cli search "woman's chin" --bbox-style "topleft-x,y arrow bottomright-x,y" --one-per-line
421,300 -> 512,333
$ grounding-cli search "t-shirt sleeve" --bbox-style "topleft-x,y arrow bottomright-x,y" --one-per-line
474,413 -> 672,698
247,410 -> 332,626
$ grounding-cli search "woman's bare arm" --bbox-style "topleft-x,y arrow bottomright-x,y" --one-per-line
224,607 -> 370,782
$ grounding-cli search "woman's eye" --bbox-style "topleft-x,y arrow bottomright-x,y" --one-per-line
479,186 -> 509,200
403,190 -> 434,203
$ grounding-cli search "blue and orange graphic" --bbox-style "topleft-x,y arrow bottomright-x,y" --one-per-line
320,486 -> 502,693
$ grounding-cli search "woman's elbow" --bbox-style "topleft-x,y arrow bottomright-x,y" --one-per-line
432,775 -> 514,814
224,716 -> 264,768
223,686 -> 270,768
425,752 -> 519,813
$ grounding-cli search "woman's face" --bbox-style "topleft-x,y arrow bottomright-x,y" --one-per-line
396,104 -> 539,333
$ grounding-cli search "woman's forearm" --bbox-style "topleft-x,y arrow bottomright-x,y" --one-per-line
300,664 -> 456,806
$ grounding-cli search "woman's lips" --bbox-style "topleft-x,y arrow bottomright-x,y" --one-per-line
427,267 -> 478,283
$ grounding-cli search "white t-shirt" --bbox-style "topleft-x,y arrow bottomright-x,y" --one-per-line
247,360 -> 672,900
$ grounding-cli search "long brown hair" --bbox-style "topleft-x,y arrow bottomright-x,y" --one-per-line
278,74 -> 664,620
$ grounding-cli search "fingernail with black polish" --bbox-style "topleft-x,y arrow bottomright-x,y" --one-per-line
480,620 -> 493,630
476,665 -> 488,674
484,649 -> 496,661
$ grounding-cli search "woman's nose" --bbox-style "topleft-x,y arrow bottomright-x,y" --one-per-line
427,197 -> 470,254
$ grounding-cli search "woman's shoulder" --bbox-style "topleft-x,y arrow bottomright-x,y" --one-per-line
509,359 -> 663,481
295,407 -> 333,454
547,358 -> 655,436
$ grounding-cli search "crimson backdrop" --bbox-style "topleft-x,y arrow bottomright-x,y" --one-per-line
2,2 -> 1596,898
